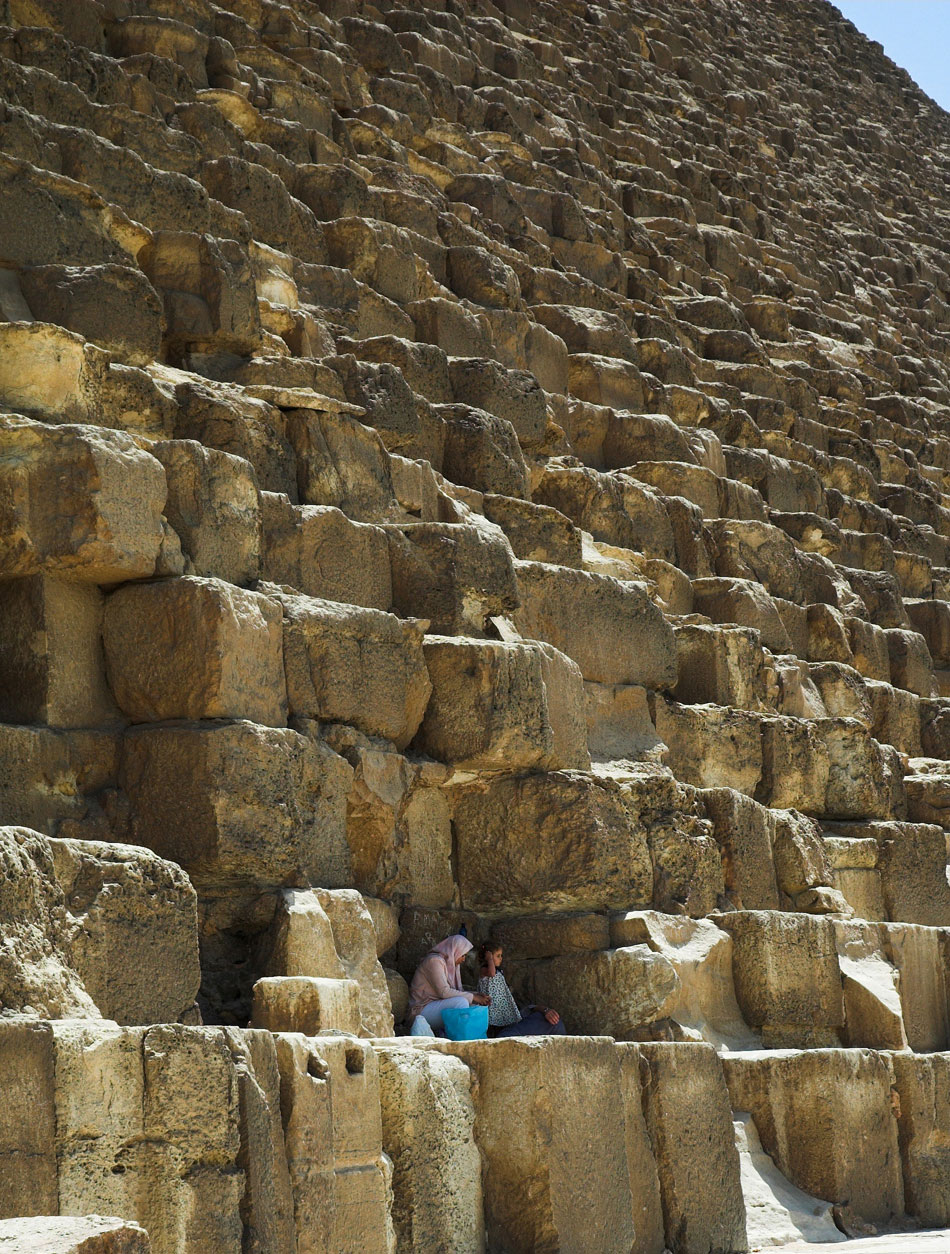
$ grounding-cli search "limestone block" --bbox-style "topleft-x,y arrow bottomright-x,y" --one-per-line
446,245 -> 520,309
881,923 -> 950,1052
259,889 -> 345,982
323,219 -> 418,305
584,682 -> 667,762
274,1034 -> 394,1254
876,821 -> 950,925
610,912 -> 757,1049
19,263 -> 163,367
770,809 -> 834,904
690,578 -> 792,652
808,661 -> 873,723
524,320 -> 569,393
0,576 -> 117,728
867,679 -> 922,757
285,407 -> 397,524
252,977 -> 362,1035
340,337 -> 452,405
387,520 -> 518,635
707,519 -> 803,603
424,1038 -> 640,1253
337,744 -> 454,907
568,353 -> 645,409
385,969 -> 409,1024
438,403 -> 528,498
514,561 -> 677,687
316,889 -> 395,1038
0,724 -> 118,837
526,946 -> 678,1038
615,1048 -> 667,1254
262,496 -> 392,610
490,912 -> 610,961
849,616 -> 893,682
50,836 -> 199,1026
822,719 -> 897,820
635,1042 -> 748,1254
362,898 -> 400,959
374,1046 -> 484,1254
416,636 -> 588,770
891,1051 -> 950,1225
718,911 -> 844,1047
886,627 -> 937,697
824,834 -> 886,922
907,599 -> 950,668
151,440 -> 261,586
653,699 -> 763,796
448,359 -> 546,447
723,1049 -> 904,1225
833,920 -> 907,1050
0,1216 -> 150,1251
0,153 -> 141,270
0,415 -> 165,582
672,622 -> 767,709
139,231 -> 261,356
451,770 -> 653,912
482,494 -> 582,566
269,588 -> 429,749
408,296 -> 493,358
120,722 -> 353,889
533,463 -> 676,561
103,577 -> 286,726
702,789 -> 780,910
732,1113 -> 845,1250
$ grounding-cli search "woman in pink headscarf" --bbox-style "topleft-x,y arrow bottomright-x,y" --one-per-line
409,934 -> 490,1032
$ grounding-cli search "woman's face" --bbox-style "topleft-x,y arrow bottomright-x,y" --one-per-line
455,953 -> 466,966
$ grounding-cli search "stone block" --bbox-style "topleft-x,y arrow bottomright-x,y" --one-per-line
416,636 -> 588,771
387,520 -> 518,635
482,494 -> 583,566
375,1046 -> 484,1254
690,577 -> 792,652
103,577 -> 286,726
653,700 -> 763,796
720,911 -> 844,1047
881,923 -> 950,1052
891,1051 -> 950,1225
533,463 -> 676,561
584,682 -> 667,763
284,406 -> 397,524
451,770 -> 653,913
702,788 -> 780,910
20,262 -> 163,367
886,627 -> 937,697
611,913 -> 756,1050
635,1042 -> 748,1254
0,724 -> 118,837
262,496 -> 392,610
269,587 -> 429,749
152,440 -> 261,586
514,561 -> 677,687
489,912 -> 610,961
139,230 -> 261,357
568,353 -> 645,409
251,977 -> 362,1035
423,1038 -> 639,1253
525,946 -> 679,1038
0,415 -> 166,583
672,622 -> 767,709
822,719 -> 898,820
446,245 -> 520,309
0,576 -> 117,728
708,519 -> 803,604
259,889 -> 345,981
316,889 -> 395,1038
120,722 -> 353,890
723,1049 -> 904,1225
438,403 -> 529,498
906,598 -> 950,668
759,716 -> 830,813
877,820 -> 950,925
448,358 -> 546,447
833,919 -> 907,1050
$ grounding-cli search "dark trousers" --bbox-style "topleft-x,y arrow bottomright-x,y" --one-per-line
492,1010 -> 567,1037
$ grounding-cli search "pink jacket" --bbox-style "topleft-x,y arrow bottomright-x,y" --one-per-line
409,936 -> 475,1016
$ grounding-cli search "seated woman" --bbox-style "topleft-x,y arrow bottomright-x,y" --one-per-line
477,941 -> 566,1036
409,934 -> 490,1032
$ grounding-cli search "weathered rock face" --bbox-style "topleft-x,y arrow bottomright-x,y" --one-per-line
5,0 -> 950,1247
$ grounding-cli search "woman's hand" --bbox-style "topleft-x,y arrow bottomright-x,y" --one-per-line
544,1008 -> 560,1026
472,993 -> 491,1006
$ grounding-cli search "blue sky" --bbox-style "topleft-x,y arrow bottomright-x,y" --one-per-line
836,2 -> 950,110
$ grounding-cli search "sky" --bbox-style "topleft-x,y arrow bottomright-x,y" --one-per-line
835,1 -> 950,111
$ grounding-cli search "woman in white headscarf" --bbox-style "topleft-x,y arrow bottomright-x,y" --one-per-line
408,934 -> 490,1032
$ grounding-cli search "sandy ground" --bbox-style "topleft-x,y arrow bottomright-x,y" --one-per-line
776,1231 -> 950,1252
